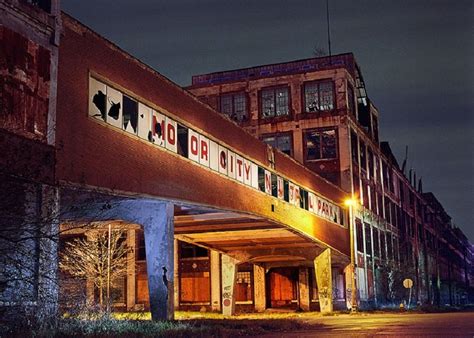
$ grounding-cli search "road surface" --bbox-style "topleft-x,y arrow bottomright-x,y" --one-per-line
257,312 -> 474,337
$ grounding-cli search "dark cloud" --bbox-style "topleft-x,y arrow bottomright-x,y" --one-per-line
62,0 -> 474,241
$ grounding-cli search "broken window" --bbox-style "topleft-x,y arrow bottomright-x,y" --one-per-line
359,140 -> 367,172
261,133 -> 293,157
260,87 -> 289,118
350,130 -> 358,164
177,124 -> 188,157
373,228 -> 380,258
219,92 -> 248,122
283,180 -> 289,202
304,128 -> 337,161
300,189 -> 308,210
356,219 -> 363,253
367,148 -> 374,180
122,95 -> 138,134
365,223 -> 372,257
347,84 -> 355,116
372,114 -> 379,143
380,232 -> 386,260
303,80 -> 334,112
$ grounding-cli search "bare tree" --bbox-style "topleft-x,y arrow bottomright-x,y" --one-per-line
313,44 -> 327,57
59,227 -> 130,307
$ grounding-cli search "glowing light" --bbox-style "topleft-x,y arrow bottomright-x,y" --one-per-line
344,198 -> 357,207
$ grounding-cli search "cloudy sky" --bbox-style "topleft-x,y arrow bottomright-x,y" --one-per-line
63,0 -> 473,241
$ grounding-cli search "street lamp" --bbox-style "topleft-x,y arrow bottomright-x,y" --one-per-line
344,198 -> 358,313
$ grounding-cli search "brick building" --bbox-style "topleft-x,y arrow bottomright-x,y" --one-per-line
0,0 -> 61,320
1,1 -> 472,323
187,54 -> 473,308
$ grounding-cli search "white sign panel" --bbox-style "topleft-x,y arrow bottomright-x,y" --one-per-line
165,117 -> 177,153
188,129 -> 200,163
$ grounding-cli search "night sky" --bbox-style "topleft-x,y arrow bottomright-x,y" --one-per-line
62,0 -> 473,242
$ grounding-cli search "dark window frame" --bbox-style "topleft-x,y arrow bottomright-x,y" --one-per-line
302,79 -> 336,113
303,127 -> 338,161
259,85 -> 291,120
260,132 -> 294,157
219,91 -> 249,123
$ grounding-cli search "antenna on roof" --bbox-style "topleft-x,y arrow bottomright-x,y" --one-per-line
326,0 -> 332,58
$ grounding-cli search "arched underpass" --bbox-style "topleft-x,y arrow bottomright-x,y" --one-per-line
59,187 -> 349,320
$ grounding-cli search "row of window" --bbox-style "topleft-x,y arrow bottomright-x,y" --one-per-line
261,129 -> 338,161
89,76 -> 343,225
356,220 -> 399,262
219,80 -> 337,122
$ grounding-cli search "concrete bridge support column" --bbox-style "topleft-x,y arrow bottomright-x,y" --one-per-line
173,239 -> 180,311
298,267 -> 311,311
210,250 -> 221,312
221,254 -> 239,316
61,194 -> 176,320
253,264 -> 266,312
143,202 -> 174,321
314,248 -> 333,314
344,264 -> 353,310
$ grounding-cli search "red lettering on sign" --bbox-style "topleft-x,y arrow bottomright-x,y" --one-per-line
220,151 -> 227,169
200,140 -> 208,161
265,173 -> 271,193
190,135 -> 198,155
309,195 -> 314,210
229,153 -> 234,173
236,158 -> 243,177
167,123 -> 175,145
278,179 -> 283,198
244,162 -> 251,180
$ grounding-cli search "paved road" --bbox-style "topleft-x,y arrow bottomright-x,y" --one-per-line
257,312 -> 474,337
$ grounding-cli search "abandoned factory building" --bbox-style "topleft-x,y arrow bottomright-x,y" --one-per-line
0,0 -> 472,321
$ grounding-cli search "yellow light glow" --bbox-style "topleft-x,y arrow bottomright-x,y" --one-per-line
344,198 -> 357,207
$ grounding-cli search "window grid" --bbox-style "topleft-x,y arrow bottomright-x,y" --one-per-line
260,87 -> 289,118
262,134 -> 293,157
304,129 -> 337,161
220,93 -> 248,122
304,81 -> 334,112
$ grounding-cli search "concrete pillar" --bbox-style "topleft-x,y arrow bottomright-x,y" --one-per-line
143,202 -> 174,321
298,267 -> 311,311
210,250 -> 221,312
221,254 -> 238,316
253,264 -> 266,312
344,264 -> 353,310
314,248 -> 333,313
173,239 -> 180,311
126,229 -> 136,311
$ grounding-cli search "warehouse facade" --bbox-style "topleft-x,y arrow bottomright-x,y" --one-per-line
187,54 -> 472,308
